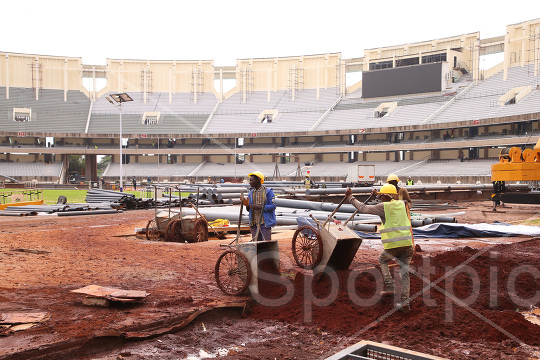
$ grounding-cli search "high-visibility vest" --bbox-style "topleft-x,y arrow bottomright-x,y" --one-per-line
304,178 -> 312,189
380,200 -> 413,249
406,179 -> 413,185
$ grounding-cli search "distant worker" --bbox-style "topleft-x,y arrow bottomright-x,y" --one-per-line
132,177 -> 137,190
406,176 -> 414,186
147,175 -> 151,183
386,174 -> 412,209
243,171 -> 276,242
345,184 -> 414,314
100,177 -> 105,187
304,175 -> 315,189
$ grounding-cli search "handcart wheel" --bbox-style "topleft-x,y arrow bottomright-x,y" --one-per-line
166,220 -> 183,242
215,249 -> 252,295
146,218 -> 160,241
193,218 -> 209,242
292,225 -> 323,270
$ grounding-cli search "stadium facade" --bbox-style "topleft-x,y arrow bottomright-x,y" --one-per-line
0,18 -> 539,184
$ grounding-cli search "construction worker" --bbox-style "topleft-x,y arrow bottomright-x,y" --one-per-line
386,174 -> 412,209
243,171 -> 276,242
345,184 -> 414,314
406,176 -> 414,186
304,175 -> 315,189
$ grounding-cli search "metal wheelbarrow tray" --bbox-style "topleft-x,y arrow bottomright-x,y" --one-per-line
292,196 -> 363,273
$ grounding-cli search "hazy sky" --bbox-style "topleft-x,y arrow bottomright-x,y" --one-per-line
2,1 -> 536,67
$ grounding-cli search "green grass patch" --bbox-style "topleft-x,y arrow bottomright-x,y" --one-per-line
0,188 -> 192,205
516,218 -> 540,226
42,189 -> 89,204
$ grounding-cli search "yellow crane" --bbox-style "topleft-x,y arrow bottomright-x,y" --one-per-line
491,138 -> 540,209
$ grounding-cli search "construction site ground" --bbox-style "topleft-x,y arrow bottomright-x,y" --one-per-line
1,200 -> 540,360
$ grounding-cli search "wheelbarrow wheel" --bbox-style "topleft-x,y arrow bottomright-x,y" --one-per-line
292,225 -> 323,270
194,218 -> 209,242
166,219 -> 183,242
146,218 -> 160,241
215,249 -> 252,295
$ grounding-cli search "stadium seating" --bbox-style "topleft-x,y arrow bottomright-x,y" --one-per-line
0,162 -> 62,179
103,162 -> 199,178
0,87 -> 90,133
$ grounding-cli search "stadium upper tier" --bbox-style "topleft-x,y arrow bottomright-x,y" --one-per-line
1,63 -> 538,137
0,87 -> 90,133
0,159 -> 494,182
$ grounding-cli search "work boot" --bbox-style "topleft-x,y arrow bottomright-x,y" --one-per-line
379,287 -> 395,296
396,302 -> 411,314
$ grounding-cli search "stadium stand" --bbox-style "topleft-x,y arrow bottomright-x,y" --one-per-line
1,19 -> 539,183
103,162 -> 199,179
0,87 -> 90,133
0,162 -> 62,182
204,88 -> 339,133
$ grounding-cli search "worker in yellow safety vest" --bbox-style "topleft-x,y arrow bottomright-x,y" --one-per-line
406,176 -> 414,186
304,175 -> 315,189
386,174 -> 412,209
345,183 -> 414,314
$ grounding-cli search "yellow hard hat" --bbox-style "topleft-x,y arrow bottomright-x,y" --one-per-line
306,174 -> 310,177
386,174 -> 400,182
248,171 -> 264,184
379,184 -> 397,195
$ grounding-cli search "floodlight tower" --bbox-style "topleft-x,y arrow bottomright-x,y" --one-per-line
106,93 -> 133,192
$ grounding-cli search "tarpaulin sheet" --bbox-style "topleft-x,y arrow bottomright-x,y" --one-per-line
411,222 -> 540,238
296,217 -> 540,239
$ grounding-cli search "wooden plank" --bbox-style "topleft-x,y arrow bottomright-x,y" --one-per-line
71,285 -> 148,300
0,312 -> 48,325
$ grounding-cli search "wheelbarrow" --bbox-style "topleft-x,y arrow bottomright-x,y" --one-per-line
145,187 -> 208,243
146,210 -> 208,243
215,192 -> 280,296
291,196 -> 363,274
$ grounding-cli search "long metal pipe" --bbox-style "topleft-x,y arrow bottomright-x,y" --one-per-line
212,187 -> 249,194
305,183 -> 529,196
56,209 -> 122,216
217,193 -> 243,200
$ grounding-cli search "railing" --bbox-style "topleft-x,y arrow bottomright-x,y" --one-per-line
0,188 -> 43,204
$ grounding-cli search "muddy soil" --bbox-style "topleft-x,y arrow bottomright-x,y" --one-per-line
0,200 -> 539,359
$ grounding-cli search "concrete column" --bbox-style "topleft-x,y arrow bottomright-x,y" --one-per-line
92,67 -> 96,102
5,54 -> 9,99
291,65 -> 296,102
242,69 -> 246,103
169,68 -> 172,104
62,155 -> 69,184
194,68 -> 198,104
535,27 -> 540,77
173,62 -> 177,95
473,41 -> 480,84
267,67 -> 271,102
503,33 -> 510,81
220,68 -> 224,103
64,59 -> 68,102
119,61 -> 123,92
316,65 -> 320,100
521,26 -> 526,67
85,154 -> 97,182
35,58 -> 39,101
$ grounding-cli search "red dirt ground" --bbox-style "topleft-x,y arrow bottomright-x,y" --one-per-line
1,201 -> 540,359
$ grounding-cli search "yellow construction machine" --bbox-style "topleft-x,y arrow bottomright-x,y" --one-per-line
491,138 -> 540,209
